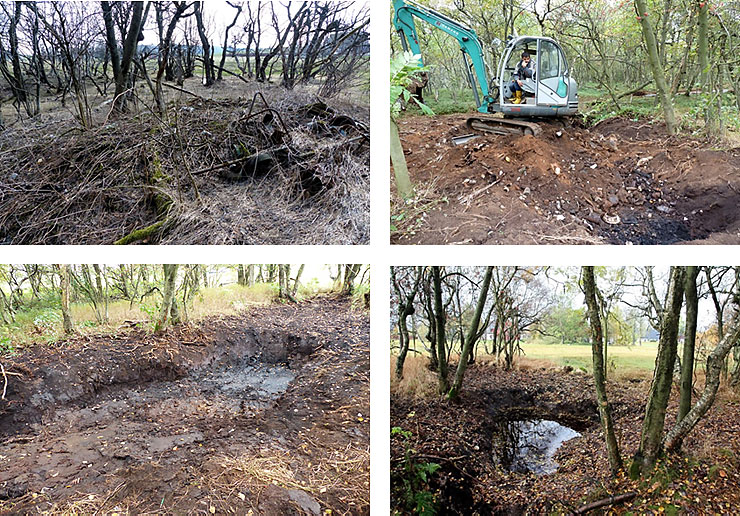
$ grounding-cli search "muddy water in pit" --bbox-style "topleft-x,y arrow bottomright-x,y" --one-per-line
491,419 -> 581,475
199,361 -> 295,411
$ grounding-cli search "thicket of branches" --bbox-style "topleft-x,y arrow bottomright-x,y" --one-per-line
0,0 -> 369,128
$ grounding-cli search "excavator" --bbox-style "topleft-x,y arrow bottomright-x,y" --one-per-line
392,0 -> 578,137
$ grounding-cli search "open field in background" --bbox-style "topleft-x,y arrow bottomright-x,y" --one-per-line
1,284 -> 276,350
520,340 -> 660,372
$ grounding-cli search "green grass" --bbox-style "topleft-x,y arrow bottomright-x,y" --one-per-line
0,284 -> 277,352
519,339 -> 660,372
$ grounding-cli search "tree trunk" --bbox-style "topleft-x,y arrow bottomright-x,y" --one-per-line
583,267 -> 623,476
632,267 -> 685,476
218,2 -> 242,81
697,1 -> 709,90
156,264 -> 179,332
291,264 -> 305,298
237,265 -> 246,286
195,2 -> 214,86
390,118 -> 413,198
664,310 -> 740,450
449,267 -> 493,399
634,0 -> 678,134
58,264 -> 74,334
678,266 -> 699,426
432,267 -> 449,394
246,265 -> 255,286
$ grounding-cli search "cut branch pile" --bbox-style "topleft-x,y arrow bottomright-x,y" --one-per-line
0,89 -> 369,244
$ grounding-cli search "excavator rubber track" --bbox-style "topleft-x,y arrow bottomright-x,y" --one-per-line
465,116 -> 542,137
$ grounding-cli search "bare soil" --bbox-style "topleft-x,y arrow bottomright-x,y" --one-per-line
0,297 -> 369,515
391,114 -> 740,244
391,364 -> 740,514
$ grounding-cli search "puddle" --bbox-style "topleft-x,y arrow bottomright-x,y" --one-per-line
200,361 -> 295,411
492,419 -> 580,475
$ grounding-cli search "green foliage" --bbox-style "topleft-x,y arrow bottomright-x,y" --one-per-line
0,334 -> 14,354
390,52 -> 435,119
391,426 -> 440,515
414,88 -> 476,115
543,305 -> 589,345
351,283 -> 370,310
32,310 -> 61,333
139,301 -> 161,321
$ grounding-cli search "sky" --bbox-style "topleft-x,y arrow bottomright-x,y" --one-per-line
140,1 -> 370,47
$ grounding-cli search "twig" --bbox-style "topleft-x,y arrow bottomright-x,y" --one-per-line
570,492 -> 637,515
161,82 -> 210,101
458,178 -> 501,205
1,361 -> 8,400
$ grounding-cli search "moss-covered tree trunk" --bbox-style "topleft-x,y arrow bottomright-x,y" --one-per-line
583,266 -> 623,476
58,264 -> 74,334
432,266 -> 449,394
634,0 -> 678,134
665,311 -> 740,451
390,118 -> 413,198
632,267 -> 685,476
678,266 -> 699,425
156,264 -> 179,332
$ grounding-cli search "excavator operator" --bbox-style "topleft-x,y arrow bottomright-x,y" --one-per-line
509,51 -> 536,104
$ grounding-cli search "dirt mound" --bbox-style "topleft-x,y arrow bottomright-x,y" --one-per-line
392,114 -> 740,244
0,87 -> 369,245
0,297 -> 369,514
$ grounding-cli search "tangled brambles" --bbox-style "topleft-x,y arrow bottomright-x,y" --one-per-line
0,88 -> 369,245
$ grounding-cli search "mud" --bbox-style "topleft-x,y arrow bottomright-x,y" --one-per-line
392,114 -> 740,244
0,297 -> 369,515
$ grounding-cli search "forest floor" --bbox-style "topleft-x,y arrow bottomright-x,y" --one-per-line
391,114 -> 740,244
0,77 -> 369,244
391,362 -> 740,515
0,296 -> 369,515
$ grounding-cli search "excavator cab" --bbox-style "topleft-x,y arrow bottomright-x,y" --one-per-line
493,36 -> 578,117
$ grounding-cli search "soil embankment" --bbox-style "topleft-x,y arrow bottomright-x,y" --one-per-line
393,114 -> 740,245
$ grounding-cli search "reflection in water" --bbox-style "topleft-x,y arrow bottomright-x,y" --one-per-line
492,419 -> 580,475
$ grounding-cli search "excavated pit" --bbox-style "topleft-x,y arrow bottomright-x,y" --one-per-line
491,418 -> 581,475
0,298 -> 370,514
393,114 -> 740,245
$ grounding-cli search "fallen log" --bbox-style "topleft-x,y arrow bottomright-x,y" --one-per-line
570,492 -> 637,515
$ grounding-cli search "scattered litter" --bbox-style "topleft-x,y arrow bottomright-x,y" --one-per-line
602,214 -> 621,225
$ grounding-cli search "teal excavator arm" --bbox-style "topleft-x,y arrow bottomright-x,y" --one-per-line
392,0 -> 494,113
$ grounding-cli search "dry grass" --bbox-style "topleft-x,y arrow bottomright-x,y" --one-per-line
0,81 -> 369,245
391,353 -> 438,399
214,444 -> 370,513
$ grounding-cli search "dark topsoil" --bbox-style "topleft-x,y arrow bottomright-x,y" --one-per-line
0,297 -> 369,515
392,114 -> 740,245
391,364 -> 740,515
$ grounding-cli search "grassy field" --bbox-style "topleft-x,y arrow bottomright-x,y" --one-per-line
519,340 -> 659,372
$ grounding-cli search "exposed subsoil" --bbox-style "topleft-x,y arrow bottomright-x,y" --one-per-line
392,114 -> 740,244
0,297 -> 369,515
391,364 -> 740,514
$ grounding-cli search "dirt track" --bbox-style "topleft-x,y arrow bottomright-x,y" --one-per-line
0,297 -> 369,515
392,114 -> 740,244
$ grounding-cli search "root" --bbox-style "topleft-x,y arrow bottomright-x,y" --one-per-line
114,219 -> 167,245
